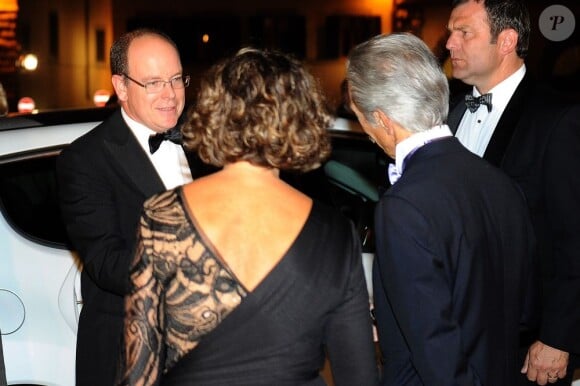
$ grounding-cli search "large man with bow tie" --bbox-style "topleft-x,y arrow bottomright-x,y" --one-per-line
56,29 -> 213,386
446,0 -> 580,384
347,32 -> 534,386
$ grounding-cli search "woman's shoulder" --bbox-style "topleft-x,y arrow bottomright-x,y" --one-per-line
144,188 -> 180,208
142,188 -> 187,225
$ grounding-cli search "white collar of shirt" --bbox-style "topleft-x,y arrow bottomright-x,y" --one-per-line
388,124 -> 452,185
121,108 -> 193,189
473,63 -> 526,115
121,107 -> 158,152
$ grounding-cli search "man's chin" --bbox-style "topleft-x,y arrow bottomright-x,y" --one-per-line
157,115 -> 179,128
451,68 -> 463,78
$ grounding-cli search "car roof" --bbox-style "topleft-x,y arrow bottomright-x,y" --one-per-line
0,107 -> 115,158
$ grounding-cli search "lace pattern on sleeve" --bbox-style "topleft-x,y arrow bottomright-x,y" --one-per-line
119,189 -> 248,386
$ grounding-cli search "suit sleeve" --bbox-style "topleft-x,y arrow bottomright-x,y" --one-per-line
324,221 -> 379,386
57,143 -> 135,296
374,196 -> 475,385
540,104 -> 580,354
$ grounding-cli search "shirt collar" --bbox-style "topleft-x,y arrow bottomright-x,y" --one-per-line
473,64 -> 526,114
121,108 -> 157,153
394,124 -> 453,173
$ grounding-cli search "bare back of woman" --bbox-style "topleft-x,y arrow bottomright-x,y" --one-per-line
182,161 -> 312,292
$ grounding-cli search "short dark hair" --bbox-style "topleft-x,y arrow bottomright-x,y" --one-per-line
451,0 -> 530,58
109,28 -> 179,75
183,47 -> 332,172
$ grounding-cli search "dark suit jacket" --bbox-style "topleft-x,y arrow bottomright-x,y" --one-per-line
56,109 -> 213,386
448,74 -> 580,357
373,137 -> 534,386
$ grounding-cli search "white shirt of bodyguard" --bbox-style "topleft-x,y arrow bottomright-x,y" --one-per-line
388,124 -> 453,185
122,108 -> 193,189
455,64 -> 526,157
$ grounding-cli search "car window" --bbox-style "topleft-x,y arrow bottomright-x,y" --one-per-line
0,151 -> 70,249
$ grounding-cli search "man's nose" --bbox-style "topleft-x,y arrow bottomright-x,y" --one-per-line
445,33 -> 456,51
160,82 -> 177,98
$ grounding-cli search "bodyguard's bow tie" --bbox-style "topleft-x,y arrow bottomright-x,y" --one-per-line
148,127 -> 182,154
465,93 -> 492,113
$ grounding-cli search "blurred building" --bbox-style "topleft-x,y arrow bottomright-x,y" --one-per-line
6,0 -> 580,111
10,0 -> 396,110
15,0 -> 113,110
0,0 -> 20,112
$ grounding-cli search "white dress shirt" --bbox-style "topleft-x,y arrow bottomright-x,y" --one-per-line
455,64 -> 526,157
121,109 -> 193,189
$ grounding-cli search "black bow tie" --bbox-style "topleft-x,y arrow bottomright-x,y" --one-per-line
465,93 -> 492,113
148,127 -> 182,154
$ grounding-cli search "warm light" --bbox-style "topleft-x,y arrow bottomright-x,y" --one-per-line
18,97 -> 35,113
356,0 -> 395,33
19,54 -> 38,71
0,0 -> 18,12
93,89 -> 111,107
202,34 -> 210,43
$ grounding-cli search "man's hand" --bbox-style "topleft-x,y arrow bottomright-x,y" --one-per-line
521,340 -> 569,385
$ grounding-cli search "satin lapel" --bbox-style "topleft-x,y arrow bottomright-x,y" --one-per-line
102,110 -> 165,197
482,74 -> 532,167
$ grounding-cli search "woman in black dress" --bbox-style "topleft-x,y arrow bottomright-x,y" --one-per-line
118,47 -> 378,386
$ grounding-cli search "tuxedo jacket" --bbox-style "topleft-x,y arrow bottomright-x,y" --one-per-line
448,74 -> 580,356
56,109 -> 214,386
373,137 -> 534,386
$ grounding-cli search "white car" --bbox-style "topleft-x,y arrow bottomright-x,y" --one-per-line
0,108 -> 109,385
0,109 -> 380,385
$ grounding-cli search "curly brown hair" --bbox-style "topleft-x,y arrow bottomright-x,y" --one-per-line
182,47 -> 332,172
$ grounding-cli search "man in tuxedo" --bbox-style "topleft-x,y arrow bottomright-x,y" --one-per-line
57,29 -> 210,385
346,32 -> 534,386
446,0 -> 580,384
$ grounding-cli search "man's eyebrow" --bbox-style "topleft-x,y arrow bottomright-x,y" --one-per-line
448,23 -> 469,31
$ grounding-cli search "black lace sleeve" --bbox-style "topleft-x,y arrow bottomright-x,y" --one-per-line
117,189 -> 247,385
118,211 -> 166,386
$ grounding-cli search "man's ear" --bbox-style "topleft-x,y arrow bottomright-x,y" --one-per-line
111,74 -> 128,102
373,109 -> 394,135
497,28 -> 518,55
